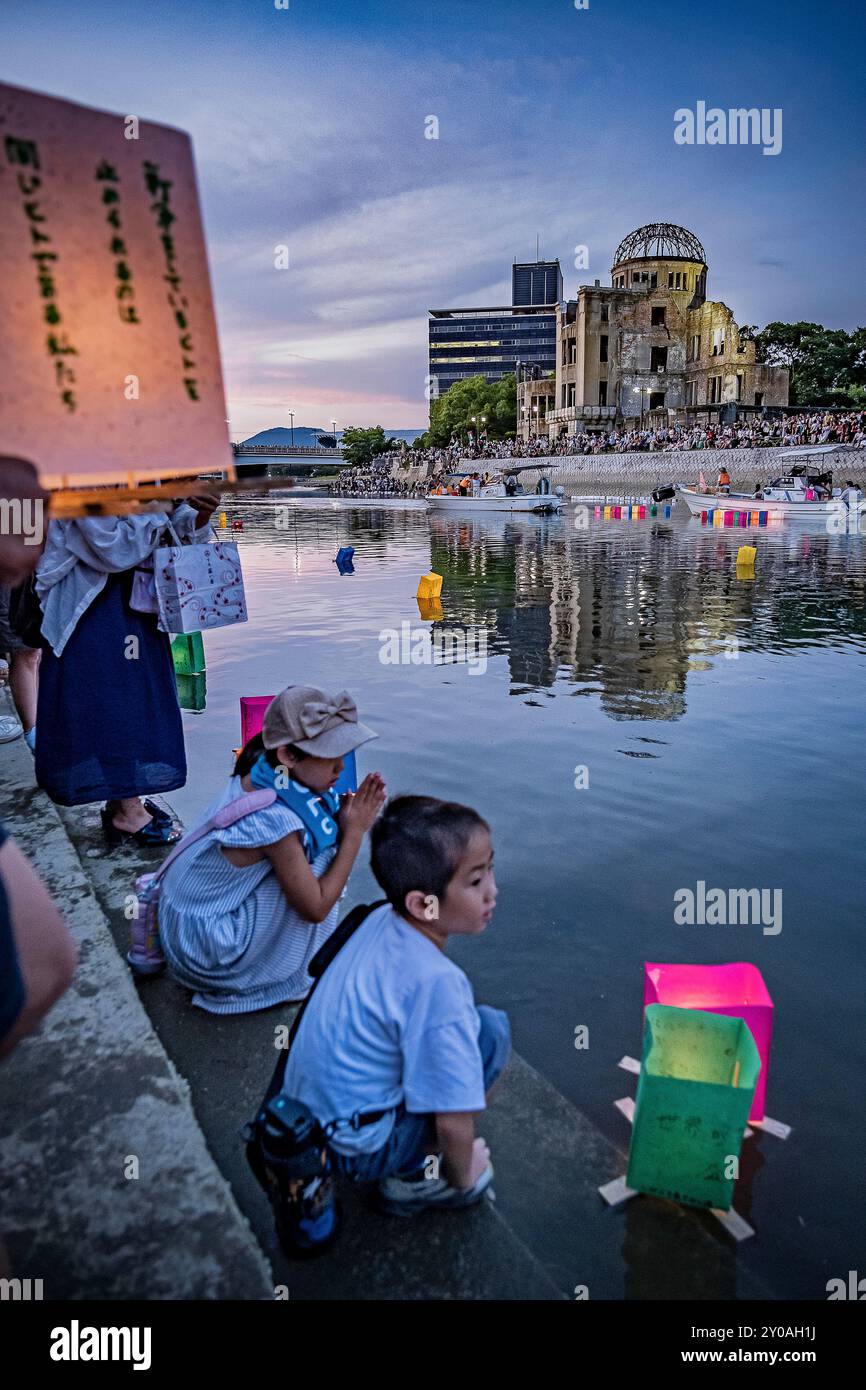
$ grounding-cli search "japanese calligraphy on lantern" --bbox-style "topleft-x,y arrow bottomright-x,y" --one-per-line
0,82 -> 232,488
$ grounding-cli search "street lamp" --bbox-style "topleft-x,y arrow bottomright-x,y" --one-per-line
633,384 -> 647,431
331,418 -> 338,440
287,410 -> 295,448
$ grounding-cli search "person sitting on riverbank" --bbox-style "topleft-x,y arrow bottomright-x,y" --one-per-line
280,794 -> 509,1215
157,686 -> 385,1014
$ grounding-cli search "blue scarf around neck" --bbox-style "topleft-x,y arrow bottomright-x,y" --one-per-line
249,754 -> 341,860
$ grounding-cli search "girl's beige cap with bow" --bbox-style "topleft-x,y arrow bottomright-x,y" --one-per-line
262,685 -> 377,758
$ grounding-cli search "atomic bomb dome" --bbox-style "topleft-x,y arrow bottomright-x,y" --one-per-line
613,223 -> 707,268
516,217 -> 789,441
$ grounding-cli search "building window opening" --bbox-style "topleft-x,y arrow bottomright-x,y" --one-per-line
650,345 -> 668,372
651,306 -> 666,327
668,272 -> 674,287
649,391 -> 665,410
601,304 -> 609,322
599,335 -> 608,363
736,371 -> 744,401
755,392 -> 764,407
599,380 -> 608,406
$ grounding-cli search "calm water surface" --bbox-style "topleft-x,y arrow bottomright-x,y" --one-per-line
173,496 -> 866,1298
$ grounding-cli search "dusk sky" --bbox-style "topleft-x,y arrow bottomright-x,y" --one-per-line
4,0 -> 864,438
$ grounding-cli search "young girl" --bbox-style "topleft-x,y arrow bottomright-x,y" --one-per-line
157,685 -> 385,1014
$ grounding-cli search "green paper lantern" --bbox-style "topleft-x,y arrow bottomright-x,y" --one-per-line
171,631 -> 205,676
626,1004 -> 761,1211
175,671 -> 207,712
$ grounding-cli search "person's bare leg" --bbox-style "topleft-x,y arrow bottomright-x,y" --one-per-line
10,647 -> 39,732
0,836 -> 76,1061
109,797 -> 153,833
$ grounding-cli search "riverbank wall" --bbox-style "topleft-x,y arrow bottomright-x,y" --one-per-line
385,445 -> 865,495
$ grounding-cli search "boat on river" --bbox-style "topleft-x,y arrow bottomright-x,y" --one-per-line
677,465 -> 865,520
425,464 -> 563,513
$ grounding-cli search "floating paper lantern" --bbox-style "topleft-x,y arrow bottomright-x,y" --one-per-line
604,505 -> 612,520
175,671 -> 206,713
643,961 -> 773,1121
759,511 -> 768,526
240,695 -> 273,748
335,545 -> 355,575
171,631 -> 205,677
417,571 -> 443,600
639,505 -> 646,519
701,510 -> 708,524
664,505 -> 671,517
627,1003 -> 761,1210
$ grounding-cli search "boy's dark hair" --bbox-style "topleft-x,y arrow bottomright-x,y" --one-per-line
370,795 -> 489,910
233,732 -> 308,779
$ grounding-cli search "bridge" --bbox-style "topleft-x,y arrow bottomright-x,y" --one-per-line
231,443 -> 346,458
231,443 -> 348,477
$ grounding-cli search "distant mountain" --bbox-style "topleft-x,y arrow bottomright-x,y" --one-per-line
239,426 -> 425,448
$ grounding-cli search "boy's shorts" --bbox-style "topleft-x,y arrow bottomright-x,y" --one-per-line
331,1005 -> 511,1184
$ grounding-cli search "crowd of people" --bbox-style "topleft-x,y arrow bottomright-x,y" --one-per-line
331,465 -> 427,499
328,410 -> 865,499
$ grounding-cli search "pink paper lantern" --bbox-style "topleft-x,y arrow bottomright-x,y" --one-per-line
643,961 -> 774,1121
240,695 -> 275,748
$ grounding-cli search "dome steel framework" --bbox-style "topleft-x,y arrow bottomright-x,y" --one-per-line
612,223 -> 706,267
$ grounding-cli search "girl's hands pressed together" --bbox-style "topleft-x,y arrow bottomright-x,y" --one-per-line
338,772 -> 386,839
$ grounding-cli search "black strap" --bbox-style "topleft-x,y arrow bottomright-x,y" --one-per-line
265,899 -> 387,1103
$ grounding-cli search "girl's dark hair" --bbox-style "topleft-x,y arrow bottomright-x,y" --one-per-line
370,795 -> 489,910
233,732 -> 308,778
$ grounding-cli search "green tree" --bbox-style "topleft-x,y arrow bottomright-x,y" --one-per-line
339,425 -> 399,468
752,322 -> 866,406
426,374 -> 516,445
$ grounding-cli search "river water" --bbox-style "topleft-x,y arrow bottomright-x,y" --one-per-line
171,495 -> 866,1298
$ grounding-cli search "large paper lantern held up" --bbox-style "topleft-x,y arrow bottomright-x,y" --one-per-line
644,961 -> 773,1122
0,81 -> 232,489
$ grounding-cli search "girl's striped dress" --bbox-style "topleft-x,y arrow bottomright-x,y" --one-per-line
158,776 -> 339,1014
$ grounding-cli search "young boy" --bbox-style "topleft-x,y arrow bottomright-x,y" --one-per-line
280,795 -> 510,1214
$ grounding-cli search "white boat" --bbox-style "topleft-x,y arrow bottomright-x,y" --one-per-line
678,465 -> 865,519
425,463 -> 563,513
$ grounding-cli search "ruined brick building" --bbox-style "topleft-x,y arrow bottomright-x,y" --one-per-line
518,223 -> 789,439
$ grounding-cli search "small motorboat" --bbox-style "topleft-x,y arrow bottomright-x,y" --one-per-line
425,464 -> 563,513
677,465 -> 865,519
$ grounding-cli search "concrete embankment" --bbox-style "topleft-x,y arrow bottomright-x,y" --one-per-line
1,698 -> 776,1300
387,445 -> 864,496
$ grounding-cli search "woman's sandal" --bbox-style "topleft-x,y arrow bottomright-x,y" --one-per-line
101,804 -> 182,848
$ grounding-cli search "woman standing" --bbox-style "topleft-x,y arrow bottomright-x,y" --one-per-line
34,496 -> 217,845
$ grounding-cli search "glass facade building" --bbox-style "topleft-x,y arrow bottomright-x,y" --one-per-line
512,260 -> 563,307
428,306 -> 557,396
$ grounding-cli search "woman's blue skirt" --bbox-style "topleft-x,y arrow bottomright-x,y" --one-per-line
35,572 -> 186,806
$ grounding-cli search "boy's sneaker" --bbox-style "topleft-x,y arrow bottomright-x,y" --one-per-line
378,1161 -> 494,1217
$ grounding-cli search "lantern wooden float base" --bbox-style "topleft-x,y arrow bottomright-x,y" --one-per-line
598,1174 -> 755,1244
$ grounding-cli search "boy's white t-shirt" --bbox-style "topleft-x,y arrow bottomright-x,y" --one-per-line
281,903 -> 486,1155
